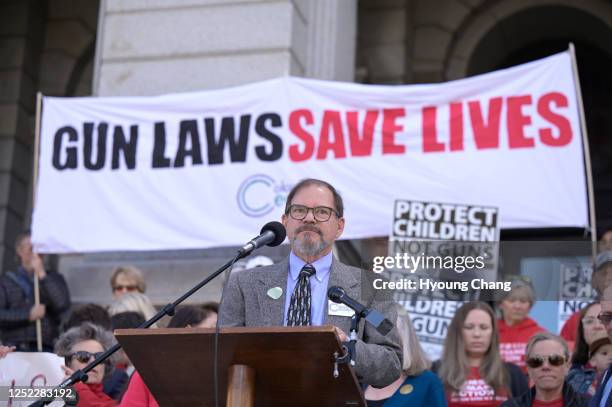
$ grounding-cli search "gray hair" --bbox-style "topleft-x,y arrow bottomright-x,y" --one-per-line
498,277 -> 535,306
54,322 -> 117,375
525,332 -> 570,360
397,306 -> 431,375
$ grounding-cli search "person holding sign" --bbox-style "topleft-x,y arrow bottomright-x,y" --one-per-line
434,302 -> 528,407
219,178 -> 402,387
500,332 -> 588,407
497,277 -> 546,373
0,232 -> 70,351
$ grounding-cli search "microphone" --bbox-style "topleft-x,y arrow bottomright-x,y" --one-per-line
328,286 -> 394,336
238,221 -> 286,256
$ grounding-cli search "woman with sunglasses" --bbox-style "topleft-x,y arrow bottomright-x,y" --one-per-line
500,332 -> 589,407
566,302 -> 607,395
55,322 -> 117,406
434,302 -> 528,407
110,266 -> 146,300
497,277 -> 546,373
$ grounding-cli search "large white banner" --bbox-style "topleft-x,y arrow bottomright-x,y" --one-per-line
33,52 -> 588,253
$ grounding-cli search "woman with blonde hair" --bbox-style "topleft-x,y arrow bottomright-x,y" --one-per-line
108,292 -> 158,327
110,266 -> 146,299
435,302 -> 528,407
364,305 -> 446,407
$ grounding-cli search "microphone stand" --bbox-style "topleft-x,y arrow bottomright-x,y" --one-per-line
29,251 -> 251,407
333,312 -> 361,378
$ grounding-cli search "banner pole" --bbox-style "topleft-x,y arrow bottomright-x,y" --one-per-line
569,43 -> 597,260
33,91 -> 43,352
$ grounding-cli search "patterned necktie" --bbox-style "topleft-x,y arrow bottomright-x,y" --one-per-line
286,264 -> 316,326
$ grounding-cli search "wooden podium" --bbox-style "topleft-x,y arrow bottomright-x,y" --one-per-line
114,325 -> 366,407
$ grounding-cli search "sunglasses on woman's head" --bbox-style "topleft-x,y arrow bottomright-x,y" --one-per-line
65,350 -> 104,365
525,354 -> 566,368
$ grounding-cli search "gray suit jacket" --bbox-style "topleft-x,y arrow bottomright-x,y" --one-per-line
219,256 -> 402,387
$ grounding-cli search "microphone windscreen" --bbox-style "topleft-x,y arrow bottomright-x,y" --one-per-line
327,286 -> 345,303
260,221 -> 286,247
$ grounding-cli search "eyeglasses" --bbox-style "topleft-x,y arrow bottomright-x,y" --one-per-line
287,205 -> 338,222
525,354 -> 566,368
65,351 -> 104,365
113,285 -> 138,293
598,313 -> 612,325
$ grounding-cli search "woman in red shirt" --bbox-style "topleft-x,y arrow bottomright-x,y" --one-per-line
55,322 -> 117,407
497,277 -> 546,373
434,302 -> 528,407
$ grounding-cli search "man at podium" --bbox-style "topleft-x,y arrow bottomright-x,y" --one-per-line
219,178 -> 402,387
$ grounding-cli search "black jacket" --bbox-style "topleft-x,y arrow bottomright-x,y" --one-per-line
432,360 -> 529,398
500,383 -> 590,407
0,268 -> 70,348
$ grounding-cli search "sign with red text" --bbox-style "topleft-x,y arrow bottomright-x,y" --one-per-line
0,352 -> 64,406
33,52 -> 587,253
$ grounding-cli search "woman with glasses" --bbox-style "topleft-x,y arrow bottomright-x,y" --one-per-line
110,266 -> 146,300
434,302 -> 528,407
497,277 -> 546,373
55,322 -> 117,406
500,332 -> 589,407
566,302 -> 607,395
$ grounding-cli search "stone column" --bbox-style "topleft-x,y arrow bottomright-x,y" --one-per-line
0,0 -> 45,271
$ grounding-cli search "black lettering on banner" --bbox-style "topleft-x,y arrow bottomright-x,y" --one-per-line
175,119 -> 203,168
254,113 -> 283,161
152,122 -> 172,168
83,122 -> 107,170
52,126 -> 78,169
112,125 -> 138,170
205,115 -> 250,165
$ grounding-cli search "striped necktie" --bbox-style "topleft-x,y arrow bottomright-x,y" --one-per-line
286,264 -> 316,326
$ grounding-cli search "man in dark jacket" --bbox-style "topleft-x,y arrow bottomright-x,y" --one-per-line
0,232 -> 70,351
501,332 -> 590,407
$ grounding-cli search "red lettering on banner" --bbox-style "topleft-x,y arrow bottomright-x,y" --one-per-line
347,110 -> 377,156
422,106 -> 444,153
469,97 -> 502,149
507,95 -> 535,148
450,102 -> 463,151
538,92 -> 572,146
317,110 -> 346,159
382,108 -> 406,154
288,109 -> 315,161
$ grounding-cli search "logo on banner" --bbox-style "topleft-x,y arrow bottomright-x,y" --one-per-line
236,174 -> 293,217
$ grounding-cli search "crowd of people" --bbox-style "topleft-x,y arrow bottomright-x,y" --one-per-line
1,180 -> 612,407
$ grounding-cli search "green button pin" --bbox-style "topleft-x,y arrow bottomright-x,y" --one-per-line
267,286 -> 283,300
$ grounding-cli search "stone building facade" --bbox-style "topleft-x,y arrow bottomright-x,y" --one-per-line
1,0 -> 611,304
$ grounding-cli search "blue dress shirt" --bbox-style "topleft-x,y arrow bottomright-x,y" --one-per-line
283,251 -> 333,326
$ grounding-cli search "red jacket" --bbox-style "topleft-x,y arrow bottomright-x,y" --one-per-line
74,382 -> 116,407
498,317 -> 546,372
119,371 -> 159,407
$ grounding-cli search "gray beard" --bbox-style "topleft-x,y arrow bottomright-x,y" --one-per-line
292,234 -> 328,259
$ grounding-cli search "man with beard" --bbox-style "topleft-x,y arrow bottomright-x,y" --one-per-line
219,178 -> 401,387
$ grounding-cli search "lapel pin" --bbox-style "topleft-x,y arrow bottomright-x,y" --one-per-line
399,384 -> 413,395
267,286 -> 283,300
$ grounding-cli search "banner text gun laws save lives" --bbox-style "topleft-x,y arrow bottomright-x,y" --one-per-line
50,92 -> 572,171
